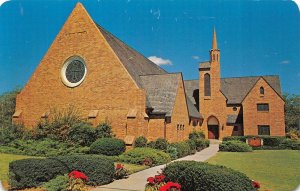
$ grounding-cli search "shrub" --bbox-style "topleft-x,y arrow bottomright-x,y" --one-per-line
68,123 -> 96,146
147,141 -> 155,148
43,174 -> 69,191
118,148 -> 171,166
5,139 -> 88,157
170,142 -> 191,158
219,141 -> 252,152
279,139 -> 300,150
9,155 -> 115,189
153,138 -> 169,151
166,145 -> 178,160
33,106 -> 83,141
189,130 -> 205,140
54,155 -> 115,186
95,122 -> 114,138
90,138 -> 126,156
134,136 -> 148,148
114,164 -> 129,180
163,161 -> 255,191
185,139 -> 196,154
193,139 -> 210,151
9,158 -> 68,190
260,136 -> 286,147
223,136 -> 247,142
0,123 -> 25,145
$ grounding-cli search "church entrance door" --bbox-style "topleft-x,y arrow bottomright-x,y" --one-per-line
207,116 -> 219,139
208,125 -> 219,139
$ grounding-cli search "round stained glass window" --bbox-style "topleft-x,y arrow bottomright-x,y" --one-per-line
61,56 -> 87,87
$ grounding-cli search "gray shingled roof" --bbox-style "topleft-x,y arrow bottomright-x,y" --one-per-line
184,76 -> 282,105
199,61 -> 211,69
186,97 -> 202,119
95,23 -> 167,88
95,23 -> 201,119
221,76 -> 282,104
140,74 -> 180,117
226,115 -> 238,124
184,80 -> 199,106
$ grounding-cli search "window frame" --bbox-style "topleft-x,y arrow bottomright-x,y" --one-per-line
258,125 -> 270,135
257,103 -> 269,112
204,73 -> 211,96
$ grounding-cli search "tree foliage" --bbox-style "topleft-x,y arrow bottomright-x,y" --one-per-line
284,94 -> 300,132
0,89 -> 20,127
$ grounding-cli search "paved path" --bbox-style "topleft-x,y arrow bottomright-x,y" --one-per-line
92,142 -> 219,191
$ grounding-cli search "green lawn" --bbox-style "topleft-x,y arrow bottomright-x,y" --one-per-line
207,150 -> 300,191
117,163 -> 149,174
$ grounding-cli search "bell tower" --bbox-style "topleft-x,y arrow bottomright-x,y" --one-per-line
209,27 -> 221,93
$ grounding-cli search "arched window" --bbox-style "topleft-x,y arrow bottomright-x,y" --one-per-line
260,87 -> 264,95
204,73 -> 211,96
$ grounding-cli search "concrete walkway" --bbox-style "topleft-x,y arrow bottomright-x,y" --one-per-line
92,141 -> 219,191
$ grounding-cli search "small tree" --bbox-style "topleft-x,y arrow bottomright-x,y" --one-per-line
284,94 -> 300,133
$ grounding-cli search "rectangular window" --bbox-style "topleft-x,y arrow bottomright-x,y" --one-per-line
258,125 -> 270,135
257,103 -> 269,111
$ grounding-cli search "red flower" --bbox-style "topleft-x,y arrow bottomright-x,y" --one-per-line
147,177 -> 155,184
154,174 -> 165,183
69,170 -> 88,181
252,180 -> 260,189
116,163 -> 123,169
159,181 -> 181,191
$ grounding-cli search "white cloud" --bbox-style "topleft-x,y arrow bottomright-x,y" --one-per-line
293,0 -> 300,11
192,56 -> 200,60
148,56 -> 172,66
280,60 -> 290,64
0,0 -> 9,7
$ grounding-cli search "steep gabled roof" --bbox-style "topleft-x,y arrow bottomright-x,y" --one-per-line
95,23 -> 167,88
140,73 -> 180,117
184,76 -> 282,106
221,75 -> 283,104
184,80 -> 199,106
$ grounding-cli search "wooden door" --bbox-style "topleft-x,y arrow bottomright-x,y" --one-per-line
208,125 -> 219,139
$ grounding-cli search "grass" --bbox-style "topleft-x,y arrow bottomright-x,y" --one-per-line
115,162 -> 149,174
207,150 -> 300,191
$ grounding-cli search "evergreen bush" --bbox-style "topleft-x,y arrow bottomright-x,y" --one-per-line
163,161 -> 255,191
134,136 -> 148,148
219,140 -> 252,152
90,138 -> 126,156
170,142 -> 191,158
118,148 -> 171,166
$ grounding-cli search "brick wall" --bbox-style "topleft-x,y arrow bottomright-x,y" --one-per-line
14,3 -> 147,140
243,78 -> 285,136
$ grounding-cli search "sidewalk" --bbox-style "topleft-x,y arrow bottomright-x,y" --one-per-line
92,142 -> 219,191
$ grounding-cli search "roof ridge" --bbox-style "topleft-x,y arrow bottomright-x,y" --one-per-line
139,72 -> 181,77
221,75 -> 279,79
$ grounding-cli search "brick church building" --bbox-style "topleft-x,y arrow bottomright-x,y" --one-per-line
13,3 -> 285,142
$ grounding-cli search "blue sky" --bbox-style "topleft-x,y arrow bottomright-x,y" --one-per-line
0,0 -> 299,95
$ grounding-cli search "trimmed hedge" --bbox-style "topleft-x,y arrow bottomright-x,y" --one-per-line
90,138 -> 126,156
219,140 -> 252,152
163,161 -> 255,191
9,155 -> 115,189
9,158 -> 68,190
43,174 -> 69,191
118,148 -> 171,166
54,155 -> 115,185
170,142 -> 191,158
223,136 -> 300,150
